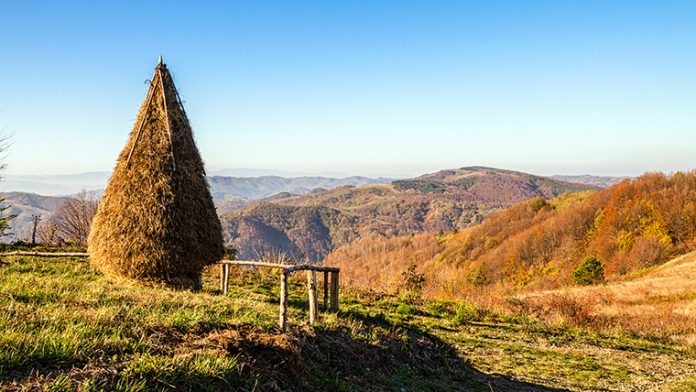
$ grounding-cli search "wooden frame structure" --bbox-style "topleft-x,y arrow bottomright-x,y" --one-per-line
218,260 -> 340,332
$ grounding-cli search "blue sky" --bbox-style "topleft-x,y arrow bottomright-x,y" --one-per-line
1,1 -> 695,177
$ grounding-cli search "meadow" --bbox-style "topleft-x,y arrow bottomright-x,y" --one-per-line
1,255 -> 694,391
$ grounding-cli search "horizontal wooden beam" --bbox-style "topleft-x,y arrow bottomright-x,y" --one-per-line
0,251 -> 89,257
218,260 -> 339,273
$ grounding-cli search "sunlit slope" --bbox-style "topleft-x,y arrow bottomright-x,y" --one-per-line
329,171 -> 696,298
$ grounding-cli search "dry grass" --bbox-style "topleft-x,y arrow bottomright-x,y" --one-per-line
88,61 -> 224,289
510,251 -> 696,344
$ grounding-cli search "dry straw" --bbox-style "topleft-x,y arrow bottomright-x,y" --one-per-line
88,58 -> 224,289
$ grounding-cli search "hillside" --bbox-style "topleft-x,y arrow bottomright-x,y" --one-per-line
2,255 -> 694,391
327,171 -> 696,299
221,167 -> 594,261
513,250 -> 696,345
0,192 -> 70,242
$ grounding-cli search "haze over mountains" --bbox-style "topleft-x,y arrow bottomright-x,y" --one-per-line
0,170 -> 389,197
0,169 -> 623,197
208,175 -> 391,201
551,175 -> 629,188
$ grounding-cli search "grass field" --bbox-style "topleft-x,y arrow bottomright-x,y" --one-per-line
1,256 -> 695,391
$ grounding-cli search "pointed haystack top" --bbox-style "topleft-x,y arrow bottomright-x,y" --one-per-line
88,59 -> 224,289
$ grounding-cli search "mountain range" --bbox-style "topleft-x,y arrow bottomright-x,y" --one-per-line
220,167 -> 596,261
0,168 -> 620,250
0,171 -> 390,198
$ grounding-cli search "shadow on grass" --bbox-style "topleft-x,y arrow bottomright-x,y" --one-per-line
292,309 -> 569,392
0,313 -> 571,392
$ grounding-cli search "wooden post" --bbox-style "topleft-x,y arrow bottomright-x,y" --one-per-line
219,264 -> 225,292
307,270 -> 318,324
323,271 -> 329,311
223,264 -> 230,295
279,270 -> 288,333
329,271 -> 339,311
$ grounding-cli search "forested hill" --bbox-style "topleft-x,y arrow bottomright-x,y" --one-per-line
220,167 -> 594,261
327,171 -> 696,298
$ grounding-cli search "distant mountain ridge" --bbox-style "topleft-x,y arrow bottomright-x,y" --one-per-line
1,172 -> 391,201
0,192 -> 71,242
1,172 -> 111,196
220,167 -> 596,261
551,174 -> 628,188
208,175 -> 391,201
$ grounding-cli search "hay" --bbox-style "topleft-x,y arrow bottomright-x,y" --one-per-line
88,59 -> 224,289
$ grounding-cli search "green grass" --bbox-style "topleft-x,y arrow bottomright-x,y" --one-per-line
1,256 -> 695,391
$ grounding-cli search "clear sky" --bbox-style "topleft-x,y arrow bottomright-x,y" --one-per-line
1,1 -> 695,177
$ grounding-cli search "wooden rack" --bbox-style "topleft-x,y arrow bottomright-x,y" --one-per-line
218,260 -> 339,332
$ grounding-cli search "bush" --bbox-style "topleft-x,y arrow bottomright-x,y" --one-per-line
467,263 -> 489,285
572,256 -> 605,285
396,303 -> 417,315
453,302 -> 485,324
401,262 -> 425,302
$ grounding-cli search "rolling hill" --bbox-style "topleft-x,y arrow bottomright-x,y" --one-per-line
221,167 -> 594,261
0,192 -> 70,242
326,171 -> 696,300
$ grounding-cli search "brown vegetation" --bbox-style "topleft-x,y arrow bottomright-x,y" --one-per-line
51,192 -> 98,246
509,251 -> 696,344
329,172 -> 696,297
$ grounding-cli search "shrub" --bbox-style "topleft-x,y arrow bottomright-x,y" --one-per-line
629,236 -> 668,268
467,263 -> 488,285
530,197 -> 547,212
453,302 -> 485,324
401,262 -> 426,302
572,256 -> 605,285
396,303 -> 417,315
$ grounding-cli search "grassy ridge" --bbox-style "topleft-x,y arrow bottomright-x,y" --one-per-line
1,256 -> 695,391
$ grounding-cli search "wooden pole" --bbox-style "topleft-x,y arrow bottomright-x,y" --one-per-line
307,270 -> 318,324
330,271 -> 339,311
223,264 -> 230,295
126,76 -> 157,168
279,270 -> 288,333
323,271 -> 329,311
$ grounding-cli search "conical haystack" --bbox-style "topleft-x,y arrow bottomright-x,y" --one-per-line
88,58 -> 224,289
